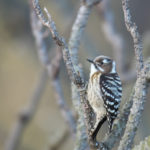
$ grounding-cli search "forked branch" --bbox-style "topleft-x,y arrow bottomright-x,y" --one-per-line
117,0 -> 147,149
32,0 -> 97,149
32,1 -> 150,150
30,4 -> 76,135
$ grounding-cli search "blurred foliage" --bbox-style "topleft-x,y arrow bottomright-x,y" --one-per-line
0,0 -> 150,150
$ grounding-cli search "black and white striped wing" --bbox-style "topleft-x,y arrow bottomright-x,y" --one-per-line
100,73 -> 122,131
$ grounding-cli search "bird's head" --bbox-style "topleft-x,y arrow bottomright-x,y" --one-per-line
87,55 -> 116,77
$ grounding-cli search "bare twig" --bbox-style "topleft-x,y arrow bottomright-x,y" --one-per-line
30,5 -> 76,135
51,48 -> 77,135
5,69 -> 48,150
92,1 -> 148,149
32,0 -> 103,149
33,0 -> 82,85
118,62 -> 149,150
99,58 -> 150,150
68,1 -> 102,149
117,0 -> 146,149
122,0 -> 144,76
97,0 -> 136,83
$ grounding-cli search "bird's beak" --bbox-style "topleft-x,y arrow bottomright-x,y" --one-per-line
87,58 -> 94,64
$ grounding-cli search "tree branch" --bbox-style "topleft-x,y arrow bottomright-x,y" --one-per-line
33,0 -> 83,86
92,1 -> 148,149
68,1 -> 102,149
97,0 -> 125,75
97,0 -> 136,83
132,135 -> 150,150
101,89 -> 134,149
122,0 -> 144,75
30,5 -> 76,135
68,3 -> 93,150
116,0 -> 147,149
99,58 -> 150,150
118,61 -> 150,150
32,0 -> 103,149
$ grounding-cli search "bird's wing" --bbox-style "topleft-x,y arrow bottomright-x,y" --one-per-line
99,73 -> 122,118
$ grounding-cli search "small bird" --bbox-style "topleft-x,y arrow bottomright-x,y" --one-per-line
87,55 -> 122,141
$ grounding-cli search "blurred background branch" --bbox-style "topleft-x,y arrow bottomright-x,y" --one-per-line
97,0 -> 125,75
5,69 -> 48,150
97,0 -> 136,83
49,129 -> 69,150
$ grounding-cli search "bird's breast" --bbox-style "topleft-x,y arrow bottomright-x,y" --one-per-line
88,74 -> 106,115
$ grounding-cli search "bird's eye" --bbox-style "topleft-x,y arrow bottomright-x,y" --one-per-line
100,61 -> 104,65
96,61 -> 104,66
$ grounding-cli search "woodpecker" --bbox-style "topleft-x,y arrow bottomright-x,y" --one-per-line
87,55 -> 122,141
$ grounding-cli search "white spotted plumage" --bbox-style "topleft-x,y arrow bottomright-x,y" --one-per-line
87,55 -> 122,140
